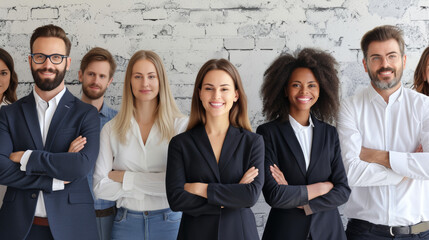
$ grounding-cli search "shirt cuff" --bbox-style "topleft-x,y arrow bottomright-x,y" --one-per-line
389,151 -> 409,183
303,204 -> 313,216
20,150 -> 32,171
122,171 -> 134,191
52,178 -> 65,191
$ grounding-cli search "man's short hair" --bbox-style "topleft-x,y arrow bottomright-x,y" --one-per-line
361,25 -> 405,59
30,24 -> 71,55
80,47 -> 117,79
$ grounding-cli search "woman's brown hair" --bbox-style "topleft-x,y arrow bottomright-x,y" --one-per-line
0,48 -> 18,104
413,46 -> 429,95
187,59 -> 252,131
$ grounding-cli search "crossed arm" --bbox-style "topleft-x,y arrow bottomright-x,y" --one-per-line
166,135 -> 264,216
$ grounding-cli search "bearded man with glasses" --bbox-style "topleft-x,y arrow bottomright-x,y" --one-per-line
0,24 -> 100,240
338,25 -> 429,240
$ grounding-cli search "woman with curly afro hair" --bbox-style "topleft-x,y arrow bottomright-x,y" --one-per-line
257,48 -> 350,240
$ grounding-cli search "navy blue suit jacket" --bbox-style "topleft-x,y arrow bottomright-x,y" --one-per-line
257,117 -> 350,240
166,124 -> 264,240
0,90 -> 100,240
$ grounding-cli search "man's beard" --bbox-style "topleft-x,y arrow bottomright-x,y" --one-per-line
31,64 -> 67,91
82,82 -> 107,100
368,66 -> 403,90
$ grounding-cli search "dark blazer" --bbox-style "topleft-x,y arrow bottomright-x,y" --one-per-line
0,90 -> 100,240
166,124 -> 264,240
257,117 -> 350,240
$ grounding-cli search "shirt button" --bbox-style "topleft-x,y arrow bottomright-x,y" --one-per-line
31,193 -> 37,199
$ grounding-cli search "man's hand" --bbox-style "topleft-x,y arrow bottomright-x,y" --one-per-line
68,136 -> 86,152
9,151 -> 25,163
360,147 -> 391,168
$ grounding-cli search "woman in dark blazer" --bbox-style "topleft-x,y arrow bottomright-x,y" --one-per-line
166,59 -> 264,240
257,48 -> 350,240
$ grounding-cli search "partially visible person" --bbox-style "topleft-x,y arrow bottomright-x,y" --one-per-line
413,46 -> 429,95
75,47 -> 118,240
166,59 -> 264,240
93,50 -> 187,240
0,48 -> 18,107
0,48 -> 18,209
257,48 -> 350,240
0,24 -> 99,239
338,25 -> 429,240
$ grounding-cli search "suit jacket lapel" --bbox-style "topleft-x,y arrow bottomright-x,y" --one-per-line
44,90 -> 74,151
190,125 -> 221,182
22,93 -> 44,150
306,116 -> 324,177
218,126 -> 242,173
278,121 -> 307,177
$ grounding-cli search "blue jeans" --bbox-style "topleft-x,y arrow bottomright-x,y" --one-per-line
96,214 -> 114,240
111,207 -> 181,240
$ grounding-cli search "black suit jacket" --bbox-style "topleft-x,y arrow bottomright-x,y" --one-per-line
0,90 -> 100,240
166,124 -> 264,240
257,117 -> 350,240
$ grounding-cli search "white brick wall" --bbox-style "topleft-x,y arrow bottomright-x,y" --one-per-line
1,0 -> 428,237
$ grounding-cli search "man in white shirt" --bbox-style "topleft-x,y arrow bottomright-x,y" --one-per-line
338,25 -> 429,239
0,24 -> 99,240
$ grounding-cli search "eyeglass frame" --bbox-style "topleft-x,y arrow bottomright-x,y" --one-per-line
30,53 -> 68,65
367,53 -> 402,65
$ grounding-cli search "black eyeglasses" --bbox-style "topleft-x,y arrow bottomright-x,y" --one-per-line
30,53 -> 68,65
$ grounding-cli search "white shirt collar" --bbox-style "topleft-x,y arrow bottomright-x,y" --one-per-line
33,86 -> 67,106
289,114 -> 314,131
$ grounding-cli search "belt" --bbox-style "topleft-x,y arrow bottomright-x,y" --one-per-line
95,206 -> 116,218
349,219 -> 429,236
33,217 -> 49,226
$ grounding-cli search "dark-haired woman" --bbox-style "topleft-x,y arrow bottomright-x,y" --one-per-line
166,59 -> 263,240
0,48 -> 18,108
413,46 -> 429,95
0,48 -> 18,208
257,48 -> 350,240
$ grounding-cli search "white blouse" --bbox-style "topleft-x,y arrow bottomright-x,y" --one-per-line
93,116 -> 188,211
289,115 -> 314,170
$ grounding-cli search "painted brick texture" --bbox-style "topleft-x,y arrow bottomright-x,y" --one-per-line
1,0 -> 428,237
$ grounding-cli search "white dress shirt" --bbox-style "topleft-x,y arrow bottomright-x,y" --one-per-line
93,116 -> 188,211
19,88 -> 66,217
338,84 -> 429,226
289,115 -> 314,170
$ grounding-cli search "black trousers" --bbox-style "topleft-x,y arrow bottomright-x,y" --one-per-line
26,225 -> 54,240
346,219 -> 429,240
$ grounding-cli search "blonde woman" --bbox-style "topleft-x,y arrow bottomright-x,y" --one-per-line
93,50 -> 187,239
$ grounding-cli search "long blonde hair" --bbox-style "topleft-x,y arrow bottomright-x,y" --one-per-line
113,50 -> 183,143
187,59 -> 252,131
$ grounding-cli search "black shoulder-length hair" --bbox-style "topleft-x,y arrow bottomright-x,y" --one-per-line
260,48 -> 340,124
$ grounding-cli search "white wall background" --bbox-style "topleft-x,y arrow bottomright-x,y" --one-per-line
1,0 -> 428,236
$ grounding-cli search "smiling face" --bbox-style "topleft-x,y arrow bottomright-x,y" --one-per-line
286,68 -> 319,117
79,61 -> 113,100
363,39 -> 406,91
0,59 -> 11,101
130,59 -> 159,104
29,37 -> 70,91
199,70 -> 239,120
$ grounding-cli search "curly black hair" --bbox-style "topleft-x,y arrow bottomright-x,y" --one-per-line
260,48 -> 340,124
